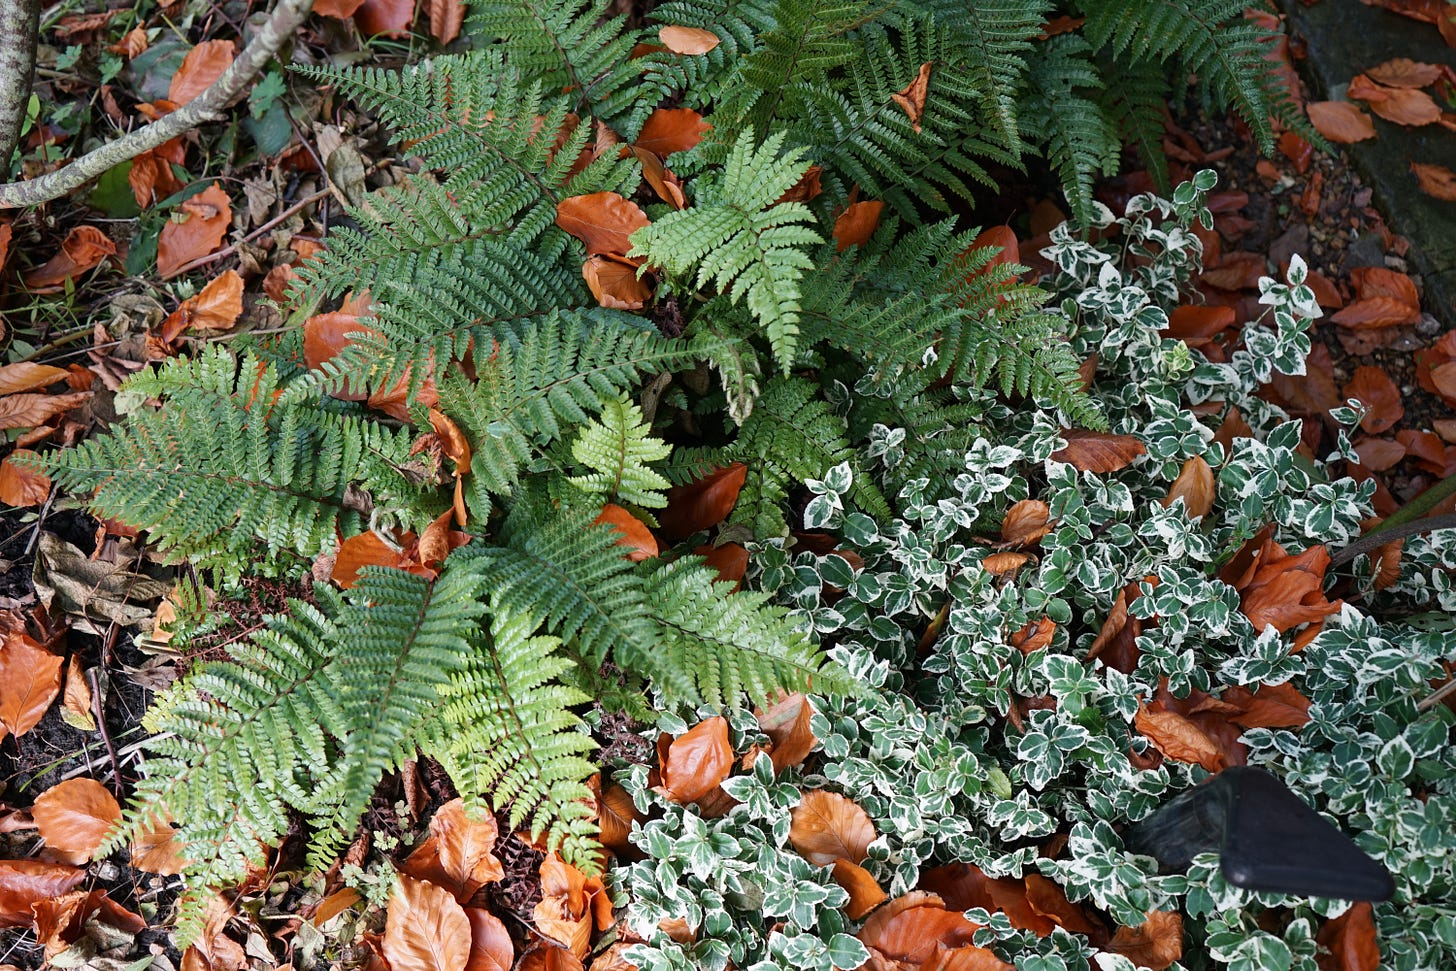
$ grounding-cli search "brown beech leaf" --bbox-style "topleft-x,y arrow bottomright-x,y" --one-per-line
168,40 -> 234,106
1351,265 -> 1421,307
1366,57 -> 1443,87
788,789 -> 876,866
583,254 -> 652,309
181,893 -> 248,971
384,875 -> 471,971
1316,901 -> 1379,971
858,892 -> 981,965
754,693 -> 816,773
833,201 -> 884,252
635,107 -> 711,158
132,814 -> 188,875
1353,437 -> 1406,472
1023,874 -> 1105,941
0,860 -> 86,928
1343,365 -> 1404,434
658,25 -> 720,55
1307,101 -> 1376,142
1162,455 -> 1215,518
0,451 -> 50,507
923,944 -> 1015,971
32,778 -> 121,861
129,138 -> 186,208
534,855 -> 611,959
1107,911 -> 1184,971
356,0 -> 415,36
1364,86 -> 1442,126
332,532 -> 426,588
0,630 -> 63,737
60,655 -> 94,731
0,363 -> 68,395
158,184 -> 232,278
1239,543 -> 1341,634
1222,682 -> 1311,730
1001,500 -> 1051,546
597,784 -> 639,853
1134,704 -> 1226,772
696,542 -> 749,590
830,859 -> 887,919
314,0 -> 367,18
1330,295 -> 1420,329
659,463 -> 748,539
631,146 -> 687,209
981,552 -> 1028,576
595,504 -> 658,562
555,193 -> 650,256
1411,162 -> 1456,201
33,889 -> 144,960
661,716 -> 733,805
918,863 -> 1054,936
401,798 -> 504,903
777,165 -> 824,204
160,269 -> 244,343
0,392 -> 89,431
23,225 -> 117,289
428,0 -> 465,44
1052,429 -> 1146,472
890,62 -> 932,132
517,945 -> 585,971
1010,617 -> 1056,655
463,908 -> 513,971
1164,304 -> 1236,342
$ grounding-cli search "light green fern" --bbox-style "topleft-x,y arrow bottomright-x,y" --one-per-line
567,394 -> 673,508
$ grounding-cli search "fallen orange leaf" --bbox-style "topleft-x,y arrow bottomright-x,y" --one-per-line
427,0 -> 465,44
1307,101 -> 1376,142
594,504 -> 658,561
0,629 -> 63,738
383,875 -> 472,971
0,392 -> 90,432
0,860 -> 85,928
160,270 -> 245,343
1107,910 -> 1184,971
0,363 -> 68,395
582,254 -> 652,309
1009,616 -> 1056,655
555,193 -> 650,256
23,225 -> 117,290
596,783 -> 640,853
128,138 -> 187,208
1411,162 -> 1456,201
131,813 -> 188,876
314,0 -> 367,17
857,892 -> 982,965
158,184 -> 232,278
659,716 -> 733,805
788,789 -> 876,866
168,40 -> 235,107
1134,704 -> 1226,772
1052,428 -> 1146,472
0,451 -> 50,507
465,907 -> 514,971
891,62 -> 933,132
1343,365 -> 1405,434
1238,542 -> 1341,634
356,0 -> 415,35
635,108 -> 711,158
658,25 -> 720,55
1001,499 -> 1052,545
1366,57 -> 1443,88
1316,901 -> 1380,971
751,692 -> 816,773
533,854 -> 611,958
1161,455 -> 1215,518
32,778 -> 122,863
659,463 -> 747,540
401,798 -> 504,903
833,200 -> 884,252
830,859 -> 887,920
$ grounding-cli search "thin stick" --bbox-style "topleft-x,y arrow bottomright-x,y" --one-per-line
166,183 -> 333,276
1329,513 -> 1456,569
0,0 -> 315,209
1418,678 -> 1456,713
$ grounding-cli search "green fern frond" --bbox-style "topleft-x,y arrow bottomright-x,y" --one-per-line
567,394 -> 673,508
1022,35 -> 1121,228
630,131 -> 821,372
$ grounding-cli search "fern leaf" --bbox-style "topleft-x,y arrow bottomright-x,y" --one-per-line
567,394 -> 673,508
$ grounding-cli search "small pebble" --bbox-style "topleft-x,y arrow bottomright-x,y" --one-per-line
1383,255 -> 1407,272
1390,333 -> 1425,351
1417,314 -> 1442,337
95,861 -> 121,881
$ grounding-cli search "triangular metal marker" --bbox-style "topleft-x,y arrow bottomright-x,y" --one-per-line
1124,766 -> 1394,901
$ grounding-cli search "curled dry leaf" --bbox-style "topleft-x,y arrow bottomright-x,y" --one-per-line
595,504 -> 658,561
981,552 -> 1028,576
61,655 -> 94,731
891,62 -> 932,132
0,451 -> 51,507
1023,873 -> 1105,941
0,392 -> 90,432
1316,901 -> 1380,971
0,629 -> 64,737
658,25 -> 720,55
0,860 -> 86,928
923,944 -> 1014,971
158,184 -> 232,278
0,363 -> 68,395
1001,499 -> 1052,546
23,225 -> 117,290
401,798 -> 504,903
534,855 -> 612,958
555,193 -> 650,256
833,201 -> 884,252
752,692 -> 816,773
1307,101 -> 1376,143
659,462 -> 748,540
1134,704 -> 1226,773
384,875 -> 472,971
831,859 -> 887,920
168,40 -> 235,106
660,716 -> 733,805
32,778 -> 122,862
583,254 -> 653,310
919,862 -> 1057,937
129,138 -> 186,208
160,270 -> 245,343
1366,57 -> 1443,87
1162,455 -> 1215,518
788,789 -> 876,866
1107,910 -> 1184,971
857,892 -> 981,965
1343,365 -> 1404,434
1238,542 -> 1341,634
1052,428 -> 1146,472
32,888 -> 144,960
635,108 -> 711,158
1009,616 -> 1056,655
1411,162 -> 1456,202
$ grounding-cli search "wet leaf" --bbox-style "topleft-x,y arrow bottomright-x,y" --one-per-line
1162,455 -> 1215,518
658,25 -> 720,54
1107,911 -> 1184,971
383,875 -> 471,971
833,201 -> 884,252
0,629 -> 63,737
660,716 -> 733,805
168,40 -> 234,106
1316,901 -> 1379,971
1307,101 -> 1376,142
0,860 -> 85,927
583,254 -> 652,309
555,193 -> 650,256
158,184 -> 232,278
831,859 -> 887,919
789,789 -> 876,866
160,270 -> 244,343
1134,704 -> 1226,772
1052,429 -> 1146,472
1343,365 -> 1404,434
32,778 -> 121,861
23,226 -> 117,290
858,892 -> 981,965
890,62 -> 932,132
0,363 -> 68,395
400,798 -> 504,903
635,108 -> 710,158
1366,57 -> 1442,87
1411,162 -> 1456,201
659,463 -> 748,540
465,908 -> 513,971
0,451 -> 50,507
594,504 -> 658,561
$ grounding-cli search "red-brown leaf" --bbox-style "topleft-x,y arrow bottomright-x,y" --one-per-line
754,692 -> 816,773
833,201 -> 884,252
384,875 -> 471,971
1222,682 -> 1312,730
0,392 -> 89,431
1162,456 -> 1215,518
555,193 -> 650,256
158,184 -> 232,278
594,504 -> 658,561
890,62 -> 932,132
0,363 -> 68,395
1343,365 -> 1404,434
0,630 -> 63,738
1364,86 -> 1442,126
830,859 -> 887,920
0,860 -> 86,928
1001,499 -> 1052,545
582,254 -> 652,309
1052,429 -> 1146,472
400,798 -> 504,903
22,226 -> 117,289
160,269 -> 244,343
356,0 -> 415,36
635,108 -> 711,158
1307,101 -> 1377,142
1316,901 -> 1380,971
0,451 -> 50,507
658,25 -> 720,55
1134,705 -> 1226,772
1107,911 -> 1184,971
427,0 -> 465,44
32,778 -> 121,862
788,789 -> 876,866
659,463 -> 747,539
1366,57 -> 1443,87
1411,162 -> 1456,201
858,893 -> 981,964
1239,543 -> 1342,634
659,717 -> 733,805
168,40 -> 234,106
464,908 -> 514,971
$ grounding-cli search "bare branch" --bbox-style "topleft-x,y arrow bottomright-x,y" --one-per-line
0,0 -> 314,210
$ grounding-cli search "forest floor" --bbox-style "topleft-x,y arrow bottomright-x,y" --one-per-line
0,0 -> 1453,969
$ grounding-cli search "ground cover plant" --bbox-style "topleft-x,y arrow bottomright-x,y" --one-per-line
0,0 -> 1453,969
